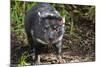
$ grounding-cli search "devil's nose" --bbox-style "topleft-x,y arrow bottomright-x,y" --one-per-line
48,34 -> 53,41
48,32 -> 54,41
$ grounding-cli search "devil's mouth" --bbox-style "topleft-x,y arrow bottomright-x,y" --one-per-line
36,35 -> 63,44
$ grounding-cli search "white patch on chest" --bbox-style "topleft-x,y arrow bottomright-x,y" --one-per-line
31,30 -> 63,44
36,38 -> 48,44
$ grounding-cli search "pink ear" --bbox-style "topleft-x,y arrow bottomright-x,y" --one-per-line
59,17 -> 65,25
62,17 -> 65,24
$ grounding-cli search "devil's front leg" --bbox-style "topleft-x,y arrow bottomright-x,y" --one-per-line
54,41 -> 65,64
33,43 -> 42,65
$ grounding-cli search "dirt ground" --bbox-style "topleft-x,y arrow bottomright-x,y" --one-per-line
11,43 -> 95,66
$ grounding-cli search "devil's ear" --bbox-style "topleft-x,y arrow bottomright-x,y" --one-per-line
59,17 -> 65,25
62,17 -> 65,24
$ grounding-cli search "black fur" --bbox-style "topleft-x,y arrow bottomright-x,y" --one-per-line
24,3 -> 65,64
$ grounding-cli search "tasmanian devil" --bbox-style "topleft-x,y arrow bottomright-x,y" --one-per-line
24,3 -> 65,64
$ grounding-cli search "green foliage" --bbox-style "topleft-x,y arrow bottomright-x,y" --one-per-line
11,1 -> 38,46
17,51 -> 29,66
